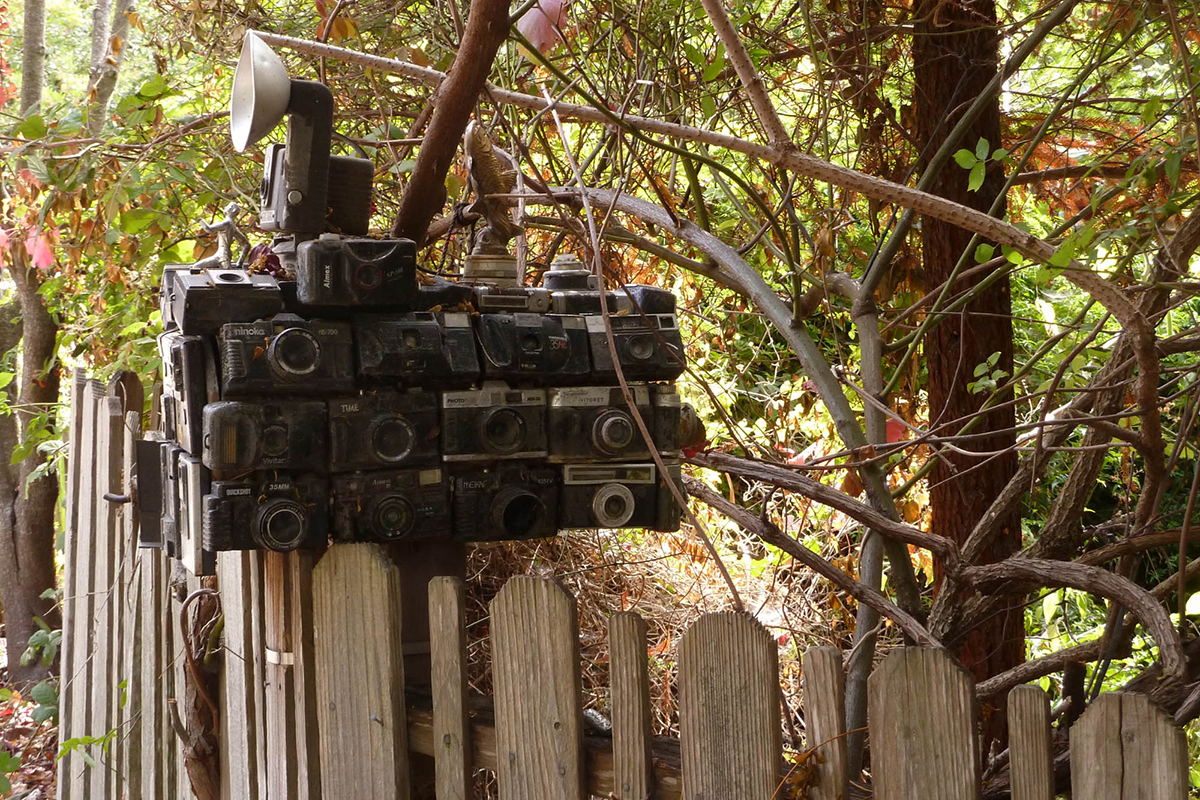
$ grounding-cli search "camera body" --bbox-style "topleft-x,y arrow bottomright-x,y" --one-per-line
560,461 -> 681,531
331,467 -> 450,543
203,474 -> 329,552
295,234 -> 418,308
586,313 -> 685,383
475,313 -> 590,384
442,385 -> 548,461
160,265 -> 284,336
328,390 -> 439,472
355,312 -> 480,386
159,331 -> 218,454
219,314 -> 354,396
451,462 -> 559,541
547,385 -> 653,462
202,399 -> 328,474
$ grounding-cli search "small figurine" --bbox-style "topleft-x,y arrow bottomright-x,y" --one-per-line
463,121 -> 523,256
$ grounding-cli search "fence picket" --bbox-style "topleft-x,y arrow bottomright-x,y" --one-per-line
139,551 -> 167,800
679,612 -> 781,799
218,552 -> 262,799
1071,692 -> 1187,799
868,648 -> 979,800
1007,685 -> 1052,800
801,647 -> 848,800
429,576 -> 470,800
609,611 -> 652,800
312,544 -> 408,797
492,576 -> 586,800
120,409 -> 143,799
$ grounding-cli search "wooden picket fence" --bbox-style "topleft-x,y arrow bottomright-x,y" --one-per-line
56,370 -> 1191,799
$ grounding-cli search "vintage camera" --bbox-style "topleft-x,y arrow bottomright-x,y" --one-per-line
648,385 -> 705,454
328,390 -> 439,472
159,442 -> 182,557
587,313 -> 685,383
134,436 -> 165,548
451,462 -> 559,541
203,474 -> 329,552
294,234 -> 418,308
559,462 -> 681,530
160,265 -> 284,336
331,468 -> 450,543
442,385 -> 547,462
219,313 -> 354,396
355,311 -> 480,386
178,453 -> 215,576
475,312 -> 589,383
159,331 -> 218,454
471,285 -> 551,313
547,385 -> 653,462
202,400 -> 328,474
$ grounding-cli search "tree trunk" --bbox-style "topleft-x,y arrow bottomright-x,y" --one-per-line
86,0 -> 135,134
912,0 -> 1023,753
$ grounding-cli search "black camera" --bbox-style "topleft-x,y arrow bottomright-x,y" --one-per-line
160,265 -> 284,336
178,452 -> 215,576
203,474 -> 329,552
294,235 -> 418,308
559,462 -> 681,530
259,142 -> 375,236
331,467 -> 450,543
547,385 -> 653,462
159,442 -> 182,557
328,390 -> 439,471
475,312 -> 590,383
451,462 -> 559,541
135,437 -> 165,548
442,385 -> 547,462
159,331 -> 217,454
219,313 -> 354,396
587,313 -> 685,383
202,400 -> 328,474
354,311 -> 480,386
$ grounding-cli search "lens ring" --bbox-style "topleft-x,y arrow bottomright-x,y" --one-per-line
269,328 -> 322,376
372,495 -> 415,541
261,424 -> 289,458
479,408 -> 526,454
595,411 -> 635,454
591,483 -> 635,528
354,263 -> 383,290
370,415 -> 416,463
255,502 -> 308,551
491,487 -> 544,538
626,334 -> 656,361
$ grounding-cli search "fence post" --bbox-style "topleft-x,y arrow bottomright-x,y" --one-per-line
491,576 -> 586,800
679,612 -> 782,799
312,544 -> 409,797
218,551 -> 264,799
609,611 -> 653,800
802,646 -> 848,800
1070,692 -> 1187,799
429,576 -> 470,800
119,407 -> 143,799
868,647 -> 979,800
1007,685 -> 1052,800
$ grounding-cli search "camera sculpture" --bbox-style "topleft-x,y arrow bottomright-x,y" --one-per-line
135,33 -> 702,576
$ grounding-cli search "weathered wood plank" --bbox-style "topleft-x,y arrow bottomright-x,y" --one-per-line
1071,692 -> 1187,800
217,552 -> 261,800
248,552 -> 269,795
679,612 -> 781,800
56,370 -> 87,800
802,646 -> 848,800
1007,685 -> 1052,800
291,549 -> 323,799
428,576 -> 469,800
491,576 -> 586,800
610,611 -> 652,800
172,570 -> 201,800
140,551 -> 167,800
312,545 -> 407,797
868,647 -> 979,800
119,409 -> 143,799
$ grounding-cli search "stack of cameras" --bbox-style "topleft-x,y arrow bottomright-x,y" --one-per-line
136,243 -> 702,575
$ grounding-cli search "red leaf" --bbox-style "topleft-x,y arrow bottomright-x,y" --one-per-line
23,228 -> 55,270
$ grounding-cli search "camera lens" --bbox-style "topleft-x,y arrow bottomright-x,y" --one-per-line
354,263 -> 383,290
269,328 -> 322,376
261,424 -> 289,458
255,502 -> 309,551
373,496 -> 415,541
626,334 -> 656,362
480,408 -> 526,454
492,488 -> 545,538
591,483 -> 635,528
370,416 -> 415,463
595,411 -> 635,454
520,333 -> 541,352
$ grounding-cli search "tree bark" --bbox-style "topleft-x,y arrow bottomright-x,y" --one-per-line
912,0 -> 1022,752
87,0 -> 135,134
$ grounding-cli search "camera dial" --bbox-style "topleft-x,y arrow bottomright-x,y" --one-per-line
591,483 -> 635,528
269,328 -> 322,376
491,487 -> 545,538
370,415 -> 416,463
372,495 -> 415,540
255,501 -> 310,551
594,411 -> 635,454
480,408 -> 527,454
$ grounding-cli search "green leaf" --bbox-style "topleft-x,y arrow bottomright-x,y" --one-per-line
19,114 -> 47,140
1002,246 -> 1025,266
701,95 -> 716,122
139,74 -> 170,98
1140,96 -> 1162,128
683,43 -> 705,70
0,373 -> 13,390
25,154 -> 52,184
973,243 -> 995,263
952,149 -> 977,169
32,704 -> 58,724
702,44 -> 726,82
975,137 -> 990,161
0,773 -> 10,795
30,679 -> 57,707
1042,591 -> 1059,624
968,161 -> 985,191
992,148 -> 1008,161
1166,150 -> 1182,187
118,208 -> 162,234
0,751 -> 21,772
